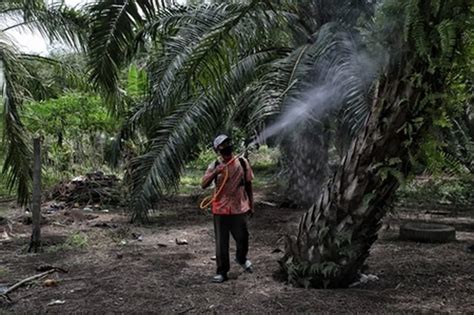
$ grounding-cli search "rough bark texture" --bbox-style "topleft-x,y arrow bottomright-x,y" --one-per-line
281,71 -> 423,287
280,0 -> 469,288
281,121 -> 330,207
282,50 -> 446,287
28,137 -> 42,253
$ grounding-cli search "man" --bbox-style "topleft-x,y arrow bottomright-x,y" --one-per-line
201,135 -> 254,283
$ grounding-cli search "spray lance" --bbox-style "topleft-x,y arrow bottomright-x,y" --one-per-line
199,139 -> 259,210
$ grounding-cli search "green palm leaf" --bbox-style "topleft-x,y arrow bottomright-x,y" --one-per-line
128,50 -> 278,221
249,23 -> 374,138
0,41 -> 32,205
86,0 -> 161,113
1,1 -> 87,50
87,1 -> 379,221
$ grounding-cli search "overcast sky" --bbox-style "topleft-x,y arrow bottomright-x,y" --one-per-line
4,0 -> 91,55
4,0 -> 191,55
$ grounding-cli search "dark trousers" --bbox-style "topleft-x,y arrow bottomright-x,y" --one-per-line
213,214 -> 249,275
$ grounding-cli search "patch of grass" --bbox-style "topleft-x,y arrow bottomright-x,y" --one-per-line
46,232 -> 88,253
67,232 -> 89,248
186,145 -> 281,170
252,169 -> 281,190
180,169 -> 204,194
179,167 -> 280,195
0,204 -> 8,216
250,145 -> 280,171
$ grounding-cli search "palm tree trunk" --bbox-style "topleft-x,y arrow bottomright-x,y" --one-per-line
280,0 -> 470,288
281,64 -> 439,287
281,121 -> 330,207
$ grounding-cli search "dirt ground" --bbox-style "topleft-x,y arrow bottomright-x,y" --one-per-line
0,193 -> 473,314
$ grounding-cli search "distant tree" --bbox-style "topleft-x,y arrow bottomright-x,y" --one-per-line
23,92 -> 118,171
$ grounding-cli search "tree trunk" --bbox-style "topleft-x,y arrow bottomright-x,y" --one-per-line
281,66 -> 450,287
281,53 -> 445,288
281,73 -> 425,287
280,0 -> 469,289
280,120 -> 330,207
28,137 -> 42,253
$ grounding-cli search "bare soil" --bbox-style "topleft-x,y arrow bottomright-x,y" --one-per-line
0,194 -> 473,314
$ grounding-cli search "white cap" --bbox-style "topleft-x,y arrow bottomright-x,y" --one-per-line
213,134 -> 230,150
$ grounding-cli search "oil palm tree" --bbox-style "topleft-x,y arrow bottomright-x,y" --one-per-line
0,0 -> 86,204
281,0 -> 472,288
1,0 -> 469,288
86,0 -> 471,288
86,0 -> 376,221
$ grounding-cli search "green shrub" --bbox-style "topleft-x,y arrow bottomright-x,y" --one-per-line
397,176 -> 474,205
250,145 -> 280,171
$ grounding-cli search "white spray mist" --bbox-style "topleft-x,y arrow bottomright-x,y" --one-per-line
249,35 -> 385,147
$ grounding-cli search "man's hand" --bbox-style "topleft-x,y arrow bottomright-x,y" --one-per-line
202,164 -> 225,189
214,164 -> 226,175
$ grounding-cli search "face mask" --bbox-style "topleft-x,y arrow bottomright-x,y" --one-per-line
219,145 -> 233,156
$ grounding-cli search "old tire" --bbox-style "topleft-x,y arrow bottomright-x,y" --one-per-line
399,222 -> 455,243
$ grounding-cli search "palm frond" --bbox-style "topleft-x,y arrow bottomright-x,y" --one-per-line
249,23 -> 375,141
436,19 -> 456,59
283,0 -> 375,33
86,0 -> 161,114
0,40 -> 32,206
15,54 -> 88,100
1,1 -> 88,50
129,1 -> 286,133
128,49 -> 278,221
247,44 -> 312,129
140,2 -> 262,117
0,1 -> 89,205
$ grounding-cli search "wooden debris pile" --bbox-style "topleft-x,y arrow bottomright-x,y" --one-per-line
49,171 -> 122,207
